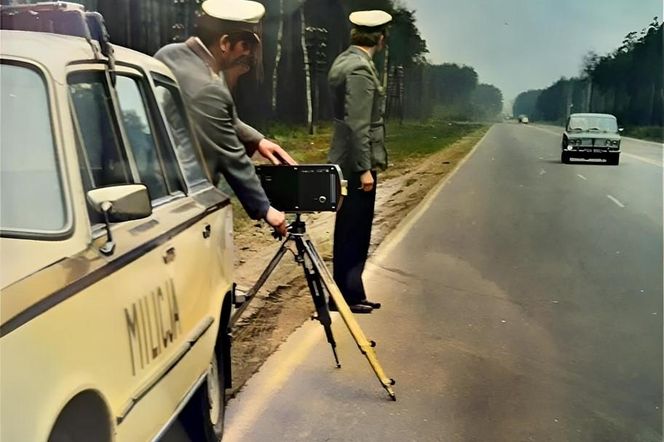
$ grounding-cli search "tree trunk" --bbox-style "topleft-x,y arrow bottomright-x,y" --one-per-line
300,6 -> 312,132
271,0 -> 284,113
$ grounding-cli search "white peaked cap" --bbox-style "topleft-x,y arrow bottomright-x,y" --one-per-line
349,10 -> 392,28
201,0 -> 266,24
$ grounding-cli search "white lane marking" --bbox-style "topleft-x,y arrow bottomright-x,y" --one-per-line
539,169 -> 546,176
607,195 -> 625,208
576,174 -> 587,180
223,320 -> 325,439
622,152 -> 663,168
374,126 -> 494,262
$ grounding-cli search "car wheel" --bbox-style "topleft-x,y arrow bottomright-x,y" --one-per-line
181,345 -> 226,441
561,152 -> 570,164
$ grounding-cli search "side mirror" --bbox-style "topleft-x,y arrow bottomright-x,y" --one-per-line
618,127 -> 624,132
87,184 -> 152,255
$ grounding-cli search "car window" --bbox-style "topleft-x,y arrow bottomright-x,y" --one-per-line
597,117 -> 618,133
152,75 -> 208,189
69,71 -> 130,190
115,75 -> 174,201
569,116 -> 618,133
0,63 -> 67,234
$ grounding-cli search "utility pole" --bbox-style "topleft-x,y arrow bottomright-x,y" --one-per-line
396,65 -> 404,124
386,65 -> 404,124
304,26 -> 328,135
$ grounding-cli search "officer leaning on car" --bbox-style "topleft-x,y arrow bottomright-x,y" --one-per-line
155,0 -> 296,237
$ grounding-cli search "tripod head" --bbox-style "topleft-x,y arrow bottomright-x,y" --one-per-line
271,213 -> 307,240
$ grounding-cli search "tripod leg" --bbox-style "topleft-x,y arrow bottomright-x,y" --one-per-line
230,236 -> 291,326
295,237 -> 341,368
302,238 -> 397,401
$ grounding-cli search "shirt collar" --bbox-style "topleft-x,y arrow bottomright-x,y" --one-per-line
350,45 -> 372,60
193,37 -> 215,59
185,37 -> 217,71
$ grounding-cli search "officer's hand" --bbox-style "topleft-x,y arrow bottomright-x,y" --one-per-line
257,139 -> 298,165
265,206 -> 288,237
359,170 -> 374,192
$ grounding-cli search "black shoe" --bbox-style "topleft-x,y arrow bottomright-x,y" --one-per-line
360,299 -> 381,309
328,303 -> 373,314
348,303 -> 373,313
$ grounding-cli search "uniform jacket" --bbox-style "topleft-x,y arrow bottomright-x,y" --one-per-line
328,46 -> 387,179
155,38 -> 270,219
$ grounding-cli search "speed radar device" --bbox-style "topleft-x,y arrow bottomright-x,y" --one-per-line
255,164 -> 347,213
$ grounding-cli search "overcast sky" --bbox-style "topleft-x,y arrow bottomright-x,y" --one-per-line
406,0 -> 661,108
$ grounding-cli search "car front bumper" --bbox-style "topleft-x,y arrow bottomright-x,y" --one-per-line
564,147 -> 620,158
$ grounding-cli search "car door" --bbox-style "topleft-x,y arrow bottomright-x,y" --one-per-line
68,65 -> 221,437
112,65 -> 232,438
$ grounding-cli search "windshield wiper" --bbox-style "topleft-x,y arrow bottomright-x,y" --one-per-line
570,127 -> 583,132
588,127 -> 600,131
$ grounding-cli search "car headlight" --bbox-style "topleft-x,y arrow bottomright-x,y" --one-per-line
569,138 -> 580,145
604,139 -> 619,147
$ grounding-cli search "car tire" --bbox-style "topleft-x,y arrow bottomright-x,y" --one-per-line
180,345 -> 226,441
561,152 -> 570,164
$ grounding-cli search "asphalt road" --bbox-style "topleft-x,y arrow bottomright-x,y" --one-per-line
179,123 -> 663,441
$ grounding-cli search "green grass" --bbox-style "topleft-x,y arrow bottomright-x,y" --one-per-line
265,122 -> 333,164
384,121 -> 484,162
265,120 -> 486,165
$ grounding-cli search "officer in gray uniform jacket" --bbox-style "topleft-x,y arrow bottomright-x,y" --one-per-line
328,10 -> 392,314
155,0 -> 295,236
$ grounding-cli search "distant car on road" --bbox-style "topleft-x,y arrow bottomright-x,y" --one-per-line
517,115 -> 529,124
561,113 -> 622,165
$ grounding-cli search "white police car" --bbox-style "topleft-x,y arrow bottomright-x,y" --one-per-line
1,3 -> 234,441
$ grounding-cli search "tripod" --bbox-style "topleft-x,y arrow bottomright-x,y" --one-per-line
230,214 -> 396,400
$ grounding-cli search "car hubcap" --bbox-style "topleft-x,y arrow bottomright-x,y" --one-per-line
207,357 -> 221,424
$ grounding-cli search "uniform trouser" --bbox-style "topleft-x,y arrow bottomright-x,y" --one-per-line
332,171 -> 377,305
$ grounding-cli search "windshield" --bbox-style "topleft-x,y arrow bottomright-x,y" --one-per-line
0,63 -> 67,235
568,115 -> 618,133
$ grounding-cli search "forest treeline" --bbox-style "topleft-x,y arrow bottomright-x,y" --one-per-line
6,0 -> 504,127
513,17 -> 662,131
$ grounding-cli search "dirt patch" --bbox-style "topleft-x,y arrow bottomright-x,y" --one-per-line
228,127 -> 487,397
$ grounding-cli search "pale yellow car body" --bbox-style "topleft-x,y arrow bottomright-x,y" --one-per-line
1,30 -> 233,441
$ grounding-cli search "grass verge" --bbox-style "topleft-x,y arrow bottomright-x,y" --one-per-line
623,126 -> 664,143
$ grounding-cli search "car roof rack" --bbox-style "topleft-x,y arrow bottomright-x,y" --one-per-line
0,2 -> 115,77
